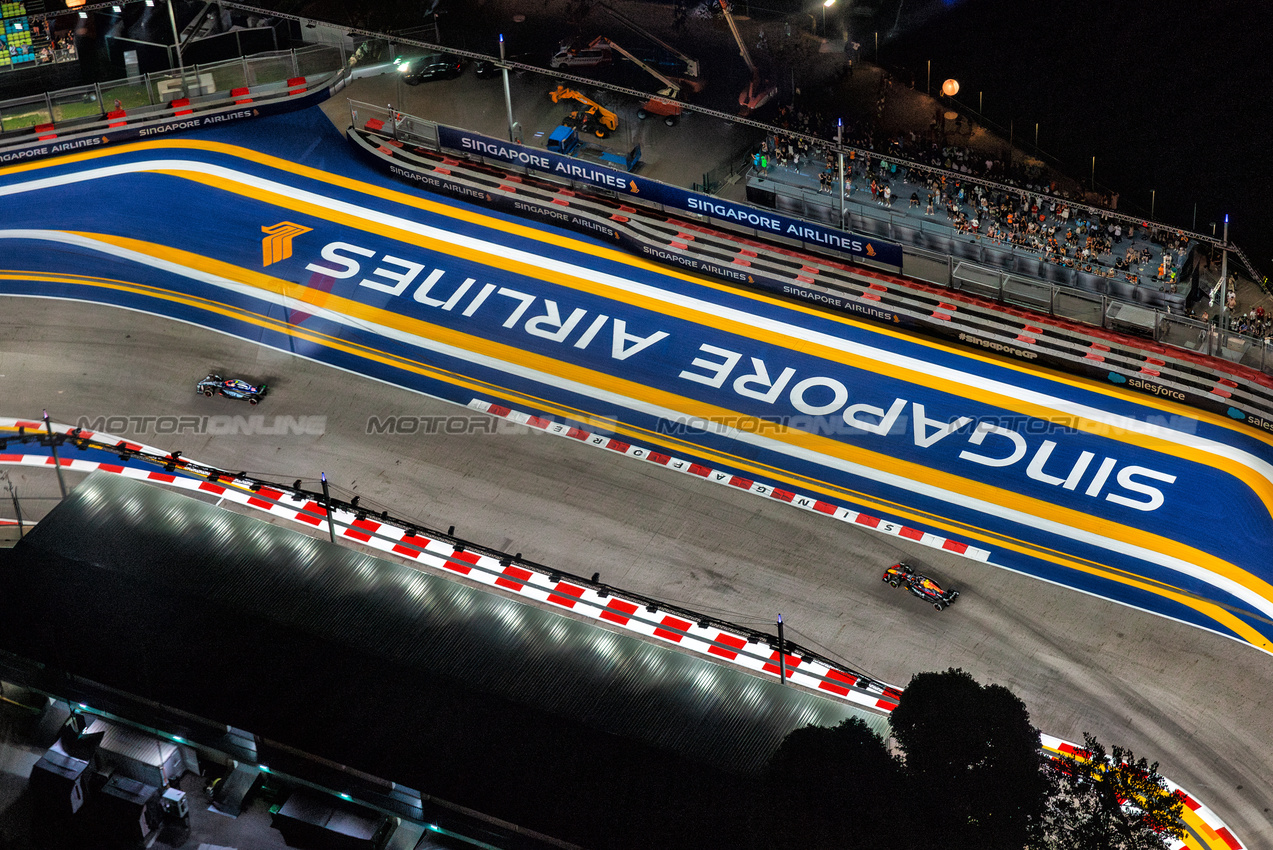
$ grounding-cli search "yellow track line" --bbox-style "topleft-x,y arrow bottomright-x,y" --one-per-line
3,256 -> 1268,648
122,166 -> 1272,518
7,136 -> 1273,453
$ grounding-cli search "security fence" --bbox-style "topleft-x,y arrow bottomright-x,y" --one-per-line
0,44 -> 342,132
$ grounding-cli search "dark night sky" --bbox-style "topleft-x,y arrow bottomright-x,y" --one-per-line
867,0 -> 1273,276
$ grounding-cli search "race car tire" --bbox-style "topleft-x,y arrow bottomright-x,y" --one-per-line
203,390 -> 213,397
889,579 -> 899,587
934,602 -> 945,611
249,397 -> 260,405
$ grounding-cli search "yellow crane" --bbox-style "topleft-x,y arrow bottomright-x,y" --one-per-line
548,84 -> 619,137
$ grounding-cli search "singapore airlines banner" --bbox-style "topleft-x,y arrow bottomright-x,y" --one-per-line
436,125 -> 904,269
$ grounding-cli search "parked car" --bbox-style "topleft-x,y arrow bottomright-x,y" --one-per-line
882,563 -> 960,610
196,374 -> 266,404
549,42 -> 612,69
398,52 -> 463,84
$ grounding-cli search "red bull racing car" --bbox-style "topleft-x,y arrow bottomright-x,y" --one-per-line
883,563 -> 960,611
196,374 -> 267,405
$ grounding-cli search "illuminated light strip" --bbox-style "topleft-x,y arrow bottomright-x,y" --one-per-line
1040,733 -> 1245,850
0,417 -> 899,714
466,398 -> 991,561
5,238 -> 1272,632
0,422 -> 1243,845
3,156 -> 1272,494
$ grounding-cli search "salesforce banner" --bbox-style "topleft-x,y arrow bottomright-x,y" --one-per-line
436,125 -> 903,268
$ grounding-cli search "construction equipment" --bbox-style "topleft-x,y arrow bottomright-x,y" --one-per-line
596,0 -> 700,78
717,0 -> 777,114
547,125 -> 642,172
592,38 -> 696,126
548,85 -> 618,138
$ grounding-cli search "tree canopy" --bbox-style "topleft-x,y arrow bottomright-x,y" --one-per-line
1030,732 -> 1187,850
888,667 -> 1050,850
760,717 -> 902,849
762,669 -> 1188,850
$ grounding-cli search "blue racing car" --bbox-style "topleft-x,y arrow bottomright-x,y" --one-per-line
196,374 -> 267,405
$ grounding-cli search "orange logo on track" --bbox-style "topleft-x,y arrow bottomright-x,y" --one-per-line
261,222 -> 312,266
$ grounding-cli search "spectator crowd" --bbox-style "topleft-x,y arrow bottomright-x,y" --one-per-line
752,98 -> 1195,290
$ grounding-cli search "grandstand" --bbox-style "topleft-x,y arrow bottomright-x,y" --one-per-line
0,0 -> 38,70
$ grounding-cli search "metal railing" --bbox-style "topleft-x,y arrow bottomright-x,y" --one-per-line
0,44 -> 344,134
692,139 -> 756,194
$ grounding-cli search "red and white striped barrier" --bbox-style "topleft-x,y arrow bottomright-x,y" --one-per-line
0,416 -> 1247,849
1040,733 -> 1244,850
0,416 -> 900,714
466,399 -> 993,563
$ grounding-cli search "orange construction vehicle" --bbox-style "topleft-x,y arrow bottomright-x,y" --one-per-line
548,84 -> 619,138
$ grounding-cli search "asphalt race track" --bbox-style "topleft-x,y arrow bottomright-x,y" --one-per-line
3,107 -> 1272,648
2,107 -> 1273,843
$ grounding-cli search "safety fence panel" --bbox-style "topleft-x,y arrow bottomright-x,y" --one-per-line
981,245 -> 1015,271
295,44 -> 345,78
901,249 -> 950,287
1157,313 -> 1211,354
98,77 -> 155,111
1002,275 -> 1053,313
1053,289 -> 1105,328
1210,328 -> 1271,373
0,93 -> 51,132
951,262 -> 1001,300
350,101 -> 438,149
951,239 -> 982,261
244,51 -> 299,87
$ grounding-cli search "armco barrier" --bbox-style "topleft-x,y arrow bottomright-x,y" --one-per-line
346,127 -> 1273,439
0,417 -> 1247,850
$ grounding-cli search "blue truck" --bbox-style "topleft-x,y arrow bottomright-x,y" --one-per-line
546,125 -> 642,173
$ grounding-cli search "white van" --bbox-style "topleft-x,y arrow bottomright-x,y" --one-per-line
550,42 -> 612,69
